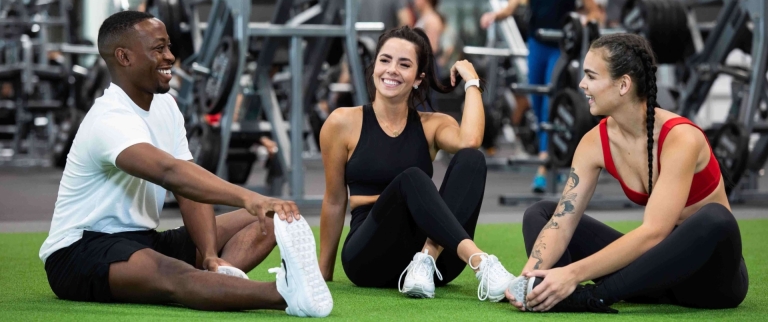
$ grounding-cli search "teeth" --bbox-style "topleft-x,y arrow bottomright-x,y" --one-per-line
382,79 -> 399,85
158,69 -> 171,75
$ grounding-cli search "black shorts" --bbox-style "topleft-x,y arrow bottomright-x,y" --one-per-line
44,227 -> 198,302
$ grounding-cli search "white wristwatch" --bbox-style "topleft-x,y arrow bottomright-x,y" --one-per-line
464,79 -> 483,93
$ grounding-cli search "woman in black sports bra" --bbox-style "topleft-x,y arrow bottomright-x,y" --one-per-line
318,26 -> 517,302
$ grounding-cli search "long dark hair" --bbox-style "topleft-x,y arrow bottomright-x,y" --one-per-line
590,34 -> 658,195
365,26 -> 455,111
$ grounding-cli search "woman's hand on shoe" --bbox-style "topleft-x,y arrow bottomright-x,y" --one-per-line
504,288 -> 526,311
524,267 -> 579,312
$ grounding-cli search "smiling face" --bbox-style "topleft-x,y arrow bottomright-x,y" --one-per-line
579,49 -> 631,116
125,18 -> 175,94
372,38 -> 423,102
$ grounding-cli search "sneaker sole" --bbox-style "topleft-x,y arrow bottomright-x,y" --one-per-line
402,284 -> 435,299
274,218 -> 333,317
509,276 -> 537,309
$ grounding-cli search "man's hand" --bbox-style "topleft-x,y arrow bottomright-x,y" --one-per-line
202,256 -> 234,272
524,267 -> 580,312
245,196 -> 301,234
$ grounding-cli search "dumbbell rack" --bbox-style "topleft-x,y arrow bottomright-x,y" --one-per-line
674,0 -> 768,203
0,0 -> 100,167
175,0 -> 374,206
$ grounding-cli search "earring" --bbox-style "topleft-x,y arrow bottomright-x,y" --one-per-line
413,84 -> 419,90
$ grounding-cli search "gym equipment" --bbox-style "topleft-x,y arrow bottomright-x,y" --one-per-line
170,0 -> 376,205
622,0 -> 695,64
669,0 -> 768,201
547,88 -> 597,167
145,0 -> 196,63
51,108 -> 83,168
710,120 -> 749,195
468,1 -> 646,208
0,0 -> 105,168
197,35 -> 239,115
187,122 -> 221,173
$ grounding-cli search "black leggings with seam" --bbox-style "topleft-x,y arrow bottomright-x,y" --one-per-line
523,201 -> 749,308
341,149 -> 487,288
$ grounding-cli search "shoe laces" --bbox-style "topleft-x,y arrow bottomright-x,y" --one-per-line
268,263 -> 284,277
398,250 -> 443,293
471,253 -> 510,301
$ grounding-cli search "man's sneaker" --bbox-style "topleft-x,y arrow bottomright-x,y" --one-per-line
216,265 -> 249,279
508,275 -> 536,310
269,217 -> 333,317
527,277 -> 618,313
398,250 -> 443,298
470,253 -> 515,302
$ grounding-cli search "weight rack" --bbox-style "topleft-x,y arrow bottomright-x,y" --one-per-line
174,0 -> 377,206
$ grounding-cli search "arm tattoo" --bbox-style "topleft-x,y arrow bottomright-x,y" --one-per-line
553,167 -> 580,218
532,238 -> 546,270
543,219 -> 559,230
531,169 -> 579,270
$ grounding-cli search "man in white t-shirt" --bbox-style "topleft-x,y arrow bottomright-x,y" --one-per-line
40,11 -> 331,317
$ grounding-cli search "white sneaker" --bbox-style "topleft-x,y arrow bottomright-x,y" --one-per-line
508,275 -> 536,310
398,250 -> 443,298
216,265 -> 249,279
470,253 -> 515,302
269,217 -> 333,317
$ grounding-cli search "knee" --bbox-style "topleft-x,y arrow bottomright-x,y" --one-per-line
690,203 -> 737,237
523,201 -> 557,223
452,148 -> 487,174
258,217 -> 277,246
523,201 -> 557,230
157,258 -> 198,298
399,167 -> 432,182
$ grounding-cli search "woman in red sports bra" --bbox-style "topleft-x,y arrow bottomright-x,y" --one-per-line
504,34 -> 748,313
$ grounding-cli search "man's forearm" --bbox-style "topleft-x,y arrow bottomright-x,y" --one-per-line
162,159 -> 254,208
177,194 -> 218,260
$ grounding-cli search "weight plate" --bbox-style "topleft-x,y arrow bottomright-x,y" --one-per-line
197,36 -> 239,115
187,122 -> 221,173
548,88 -> 595,167
560,12 -> 583,59
710,121 -> 750,195
146,0 -> 195,62
517,111 -> 539,155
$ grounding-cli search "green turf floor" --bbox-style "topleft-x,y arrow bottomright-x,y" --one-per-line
1,220 -> 766,321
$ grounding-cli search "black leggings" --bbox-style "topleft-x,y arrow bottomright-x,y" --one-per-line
523,201 -> 749,309
341,149 -> 487,288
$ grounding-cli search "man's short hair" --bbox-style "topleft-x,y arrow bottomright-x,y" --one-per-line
97,11 -> 156,59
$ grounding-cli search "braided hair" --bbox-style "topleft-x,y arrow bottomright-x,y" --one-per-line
365,26 -> 456,111
590,34 -> 658,195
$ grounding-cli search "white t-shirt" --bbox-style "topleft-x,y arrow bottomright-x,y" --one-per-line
39,84 -> 192,263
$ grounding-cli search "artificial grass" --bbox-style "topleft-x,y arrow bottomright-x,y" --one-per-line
1,220 -> 766,321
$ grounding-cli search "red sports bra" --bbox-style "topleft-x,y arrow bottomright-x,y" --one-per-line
600,117 -> 721,206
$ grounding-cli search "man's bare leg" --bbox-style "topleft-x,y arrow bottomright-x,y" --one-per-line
110,248 -> 286,311
194,209 -> 277,272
